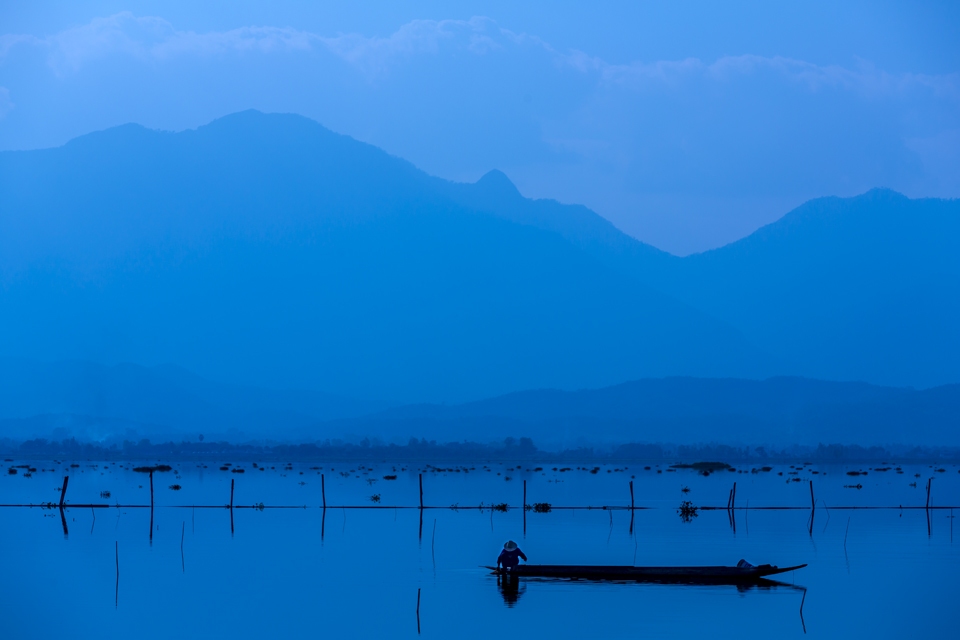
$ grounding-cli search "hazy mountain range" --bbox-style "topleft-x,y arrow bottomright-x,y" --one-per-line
0,359 -> 956,447
1,110 -> 958,444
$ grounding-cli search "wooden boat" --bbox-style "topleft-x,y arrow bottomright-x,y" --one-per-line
485,562 -> 807,584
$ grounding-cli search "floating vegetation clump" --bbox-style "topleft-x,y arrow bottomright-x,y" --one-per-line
219,466 -> 229,471
847,470 -> 867,476
169,484 -> 182,491
671,462 -> 731,473
133,465 -> 173,473
100,490 -> 111,498
677,500 -> 699,522
370,494 -> 381,503
492,503 -> 509,512
7,468 -> 16,475
528,502 -> 552,513
231,468 -> 245,473
681,485 -> 691,494
383,475 -> 397,480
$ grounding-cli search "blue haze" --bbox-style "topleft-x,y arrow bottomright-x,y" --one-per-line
1,2 -> 959,254
0,110 -> 957,447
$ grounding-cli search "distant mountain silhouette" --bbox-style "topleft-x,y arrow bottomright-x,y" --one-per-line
661,189 -> 960,388
3,360 -> 955,447
0,110 -> 957,408
317,377 -> 960,447
0,359 -> 379,442
0,111 -> 773,402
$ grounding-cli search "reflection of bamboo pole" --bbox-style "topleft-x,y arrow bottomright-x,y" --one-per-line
416,588 -> 421,635
115,541 -> 119,608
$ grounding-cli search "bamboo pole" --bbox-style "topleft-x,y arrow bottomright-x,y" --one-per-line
321,474 -> 326,509
419,474 -> 423,509
149,471 -> 154,543
59,476 -> 69,507
926,478 -> 932,509
522,479 -> 527,536
230,478 -> 235,509
629,481 -> 634,511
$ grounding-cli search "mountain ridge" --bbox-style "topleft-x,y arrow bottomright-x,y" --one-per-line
1,110 -> 957,405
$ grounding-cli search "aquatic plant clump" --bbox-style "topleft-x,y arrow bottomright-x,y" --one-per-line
370,494 -> 381,503
671,462 -> 731,476
677,500 -> 699,522
169,484 -> 182,491
133,465 -> 173,473
529,502 -> 552,513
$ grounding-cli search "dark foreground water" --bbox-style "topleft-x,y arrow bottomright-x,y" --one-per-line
2,460 -> 958,638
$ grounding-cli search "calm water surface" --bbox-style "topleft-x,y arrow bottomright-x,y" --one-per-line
2,460 -> 958,638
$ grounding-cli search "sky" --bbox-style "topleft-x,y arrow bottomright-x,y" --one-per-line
1,1 -> 958,254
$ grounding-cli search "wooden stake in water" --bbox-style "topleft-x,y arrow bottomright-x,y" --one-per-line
732,482 -> 737,510
629,481 -> 634,511
59,475 -> 69,507
149,471 -> 154,543
523,480 -> 527,537
230,478 -> 235,509
809,480 -> 815,512
926,478 -> 932,509
321,474 -> 326,509
419,474 -> 424,510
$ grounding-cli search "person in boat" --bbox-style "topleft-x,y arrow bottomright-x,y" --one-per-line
497,540 -> 527,572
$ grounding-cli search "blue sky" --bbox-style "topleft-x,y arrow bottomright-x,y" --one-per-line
1,1 -> 958,254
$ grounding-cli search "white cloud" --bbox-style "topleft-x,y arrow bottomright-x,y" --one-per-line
1,11 -> 956,102
0,87 -> 12,119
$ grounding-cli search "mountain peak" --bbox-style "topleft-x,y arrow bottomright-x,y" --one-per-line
475,169 -> 521,198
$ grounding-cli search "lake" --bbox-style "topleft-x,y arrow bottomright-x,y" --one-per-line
2,459 -> 958,638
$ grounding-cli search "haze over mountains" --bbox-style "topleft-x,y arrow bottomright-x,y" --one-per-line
1,360 -> 957,447
1,110 -> 958,444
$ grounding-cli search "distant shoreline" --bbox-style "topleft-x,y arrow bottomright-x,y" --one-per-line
3,437 -> 958,464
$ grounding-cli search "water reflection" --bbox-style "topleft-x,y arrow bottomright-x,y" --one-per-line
497,573 -> 525,607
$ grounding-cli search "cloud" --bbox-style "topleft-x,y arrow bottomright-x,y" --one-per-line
2,11 -> 956,102
0,87 -> 12,119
